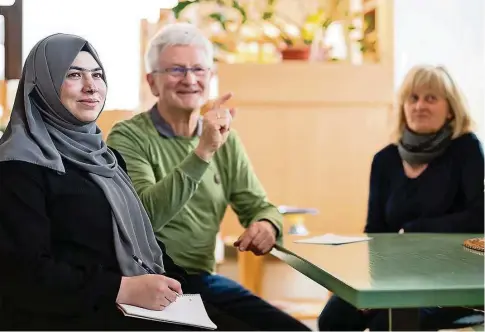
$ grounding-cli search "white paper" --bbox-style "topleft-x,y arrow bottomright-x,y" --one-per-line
294,233 -> 372,245
277,205 -> 319,215
118,294 -> 217,330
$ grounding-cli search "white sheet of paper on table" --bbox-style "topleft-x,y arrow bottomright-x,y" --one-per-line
294,233 -> 372,245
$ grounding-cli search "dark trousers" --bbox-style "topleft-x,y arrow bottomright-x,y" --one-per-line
158,239 -> 310,331
183,273 -> 311,331
318,295 -> 484,331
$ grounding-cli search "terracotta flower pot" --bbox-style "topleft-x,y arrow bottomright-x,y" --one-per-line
281,47 -> 310,60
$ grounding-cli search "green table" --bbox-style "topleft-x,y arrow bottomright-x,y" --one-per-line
271,233 -> 484,330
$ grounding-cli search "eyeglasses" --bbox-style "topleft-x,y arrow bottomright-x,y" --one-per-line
152,66 -> 210,78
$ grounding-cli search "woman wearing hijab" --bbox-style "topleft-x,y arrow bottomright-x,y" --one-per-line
318,65 -> 484,331
0,33 -> 200,330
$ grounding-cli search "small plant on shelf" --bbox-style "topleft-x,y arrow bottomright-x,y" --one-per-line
171,0 -> 367,62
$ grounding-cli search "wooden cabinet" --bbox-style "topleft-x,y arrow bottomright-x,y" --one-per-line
217,62 -> 394,237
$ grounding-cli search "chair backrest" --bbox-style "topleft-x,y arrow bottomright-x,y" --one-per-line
97,110 -> 138,140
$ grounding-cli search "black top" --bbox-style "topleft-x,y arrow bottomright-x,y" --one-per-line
0,150 -> 186,330
365,133 -> 484,233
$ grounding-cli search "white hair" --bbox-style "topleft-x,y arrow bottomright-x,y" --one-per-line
145,22 -> 214,73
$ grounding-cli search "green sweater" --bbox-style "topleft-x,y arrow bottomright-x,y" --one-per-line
106,111 -> 283,274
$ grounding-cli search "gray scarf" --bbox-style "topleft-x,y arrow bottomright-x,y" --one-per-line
398,122 -> 453,165
0,33 -> 164,276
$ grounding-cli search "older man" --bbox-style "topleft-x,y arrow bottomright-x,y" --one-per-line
107,23 -> 310,331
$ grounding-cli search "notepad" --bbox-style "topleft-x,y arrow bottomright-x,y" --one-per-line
117,294 -> 217,330
294,233 -> 372,245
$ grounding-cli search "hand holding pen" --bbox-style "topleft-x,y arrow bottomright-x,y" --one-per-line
115,255 -> 183,310
132,254 -> 183,296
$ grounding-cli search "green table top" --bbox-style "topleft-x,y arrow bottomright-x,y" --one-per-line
271,233 -> 484,309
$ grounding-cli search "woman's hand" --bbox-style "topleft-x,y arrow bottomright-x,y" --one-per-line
116,274 -> 182,310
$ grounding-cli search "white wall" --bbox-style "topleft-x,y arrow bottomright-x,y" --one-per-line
394,0 -> 485,141
22,0 -> 146,110
22,0 -> 485,134
22,0 -> 218,110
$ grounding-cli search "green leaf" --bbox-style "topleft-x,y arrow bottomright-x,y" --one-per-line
283,37 -> 293,46
172,0 -> 199,19
213,41 -> 230,51
262,11 -> 273,20
321,18 -> 332,29
209,12 -> 228,30
232,0 -> 247,23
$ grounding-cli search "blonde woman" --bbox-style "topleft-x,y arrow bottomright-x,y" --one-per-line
318,65 -> 484,331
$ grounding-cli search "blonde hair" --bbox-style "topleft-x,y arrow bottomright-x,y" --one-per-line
393,65 -> 474,142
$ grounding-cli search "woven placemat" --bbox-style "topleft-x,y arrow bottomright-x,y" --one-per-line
463,237 -> 484,252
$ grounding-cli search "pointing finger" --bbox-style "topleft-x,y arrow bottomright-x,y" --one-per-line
212,92 -> 233,110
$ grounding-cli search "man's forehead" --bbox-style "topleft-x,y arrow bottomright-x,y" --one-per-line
158,45 -> 211,65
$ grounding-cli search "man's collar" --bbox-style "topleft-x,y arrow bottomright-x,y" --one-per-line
149,104 -> 202,138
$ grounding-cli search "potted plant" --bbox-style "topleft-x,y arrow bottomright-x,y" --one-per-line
170,0 -> 342,62
171,0 -> 254,61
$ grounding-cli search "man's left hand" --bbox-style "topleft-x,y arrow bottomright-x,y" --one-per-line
233,221 -> 276,255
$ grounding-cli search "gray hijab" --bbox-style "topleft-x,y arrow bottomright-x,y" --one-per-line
0,33 -> 164,276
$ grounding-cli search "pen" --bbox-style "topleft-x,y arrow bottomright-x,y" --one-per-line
133,255 -> 182,297
132,254 -> 157,274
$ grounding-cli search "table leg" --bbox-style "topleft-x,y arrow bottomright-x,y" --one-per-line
237,250 -> 264,297
388,308 -> 420,331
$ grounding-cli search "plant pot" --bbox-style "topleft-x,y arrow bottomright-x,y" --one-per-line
281,47 -> 310,61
